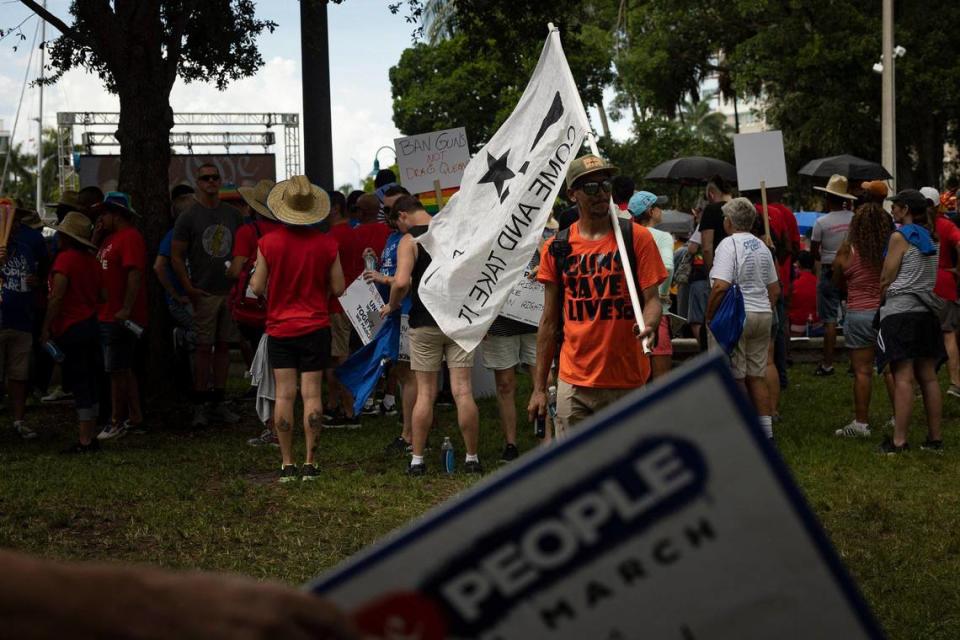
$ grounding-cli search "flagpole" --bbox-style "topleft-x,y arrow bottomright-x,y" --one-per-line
546,24 -> 649,353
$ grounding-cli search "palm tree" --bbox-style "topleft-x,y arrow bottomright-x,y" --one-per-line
680,91 -> 733,143
0,129 -> 61,208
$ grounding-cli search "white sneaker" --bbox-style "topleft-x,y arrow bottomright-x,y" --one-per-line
14,420 -> 37,440
97,422 -> 128,441
207,403 -> 240,424
191,406 -> 209,428
835,421 -> 871,438
41,387 -> 73,403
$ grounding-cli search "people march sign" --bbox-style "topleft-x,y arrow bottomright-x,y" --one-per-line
309,352 -> 883,640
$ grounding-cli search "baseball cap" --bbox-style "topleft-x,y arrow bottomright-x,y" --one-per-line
860,180 -> 888,199
919,186 -> 940,207
95,191 -> 140,218
627,191 -> 669,218
565,154 -> 617,189
171,183 -> 195,200
887,188 -> 929,210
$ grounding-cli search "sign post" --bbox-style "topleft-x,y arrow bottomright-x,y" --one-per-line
734,131 -> 788,247
308,353 -> 883,640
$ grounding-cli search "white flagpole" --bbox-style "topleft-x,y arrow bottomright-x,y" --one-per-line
546,23 -> 649,353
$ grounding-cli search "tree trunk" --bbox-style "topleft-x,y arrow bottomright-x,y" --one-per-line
115,81 -> 176,407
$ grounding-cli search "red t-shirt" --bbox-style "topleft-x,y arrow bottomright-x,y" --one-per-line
326,222 -> 361,314
233,218 -> 284,261
49,248 -> 101,337
353,221 -> 392,260
259,226 -> 339,338
97,226 -> 148,326
756,203 -> 800,289
935,216 -> 960,301
788,270 -> 819,326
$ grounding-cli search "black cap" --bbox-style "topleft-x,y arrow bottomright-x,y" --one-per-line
171,184 -> 195,200
887,188 -> 929,210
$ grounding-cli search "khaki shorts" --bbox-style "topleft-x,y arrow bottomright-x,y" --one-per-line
555,380 -> 634,439
710,311 -> 772,379
330,312 -> 352,358
408,326 -> 475,372
193,294 -> 240,345
481,333 -> 537,371
0,329 -> 32,381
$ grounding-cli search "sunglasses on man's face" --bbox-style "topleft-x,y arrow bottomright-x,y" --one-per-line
576,180 -> 613,196
198,174 -> 221,183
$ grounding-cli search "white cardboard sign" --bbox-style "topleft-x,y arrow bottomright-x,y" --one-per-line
500,269 -> 545,327
394,127 -> 471,195
338,276 -> 385,345
308,353 -> 882,640
734,130 -> 789,191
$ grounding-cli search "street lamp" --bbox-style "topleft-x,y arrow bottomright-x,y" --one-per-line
370,145 -> 397,176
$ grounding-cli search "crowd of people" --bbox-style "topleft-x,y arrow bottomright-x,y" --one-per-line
3,157 -> 958,478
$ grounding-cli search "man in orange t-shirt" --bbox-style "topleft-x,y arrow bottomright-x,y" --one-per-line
528,155 -> 666,438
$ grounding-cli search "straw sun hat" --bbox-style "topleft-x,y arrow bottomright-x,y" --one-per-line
238,179 -> 277,220
813,174 -> 857,201
49,211 -> 98,249
267,175 -> 329,226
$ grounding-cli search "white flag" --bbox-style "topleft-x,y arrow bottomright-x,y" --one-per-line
416,28 -> 592,352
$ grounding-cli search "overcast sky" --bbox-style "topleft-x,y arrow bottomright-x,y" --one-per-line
0,0 -> 623,189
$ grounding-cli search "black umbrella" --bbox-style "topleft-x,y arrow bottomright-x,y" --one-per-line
797,154 -> 892,181
655,210 -> 695,236
644,156 -> 738,185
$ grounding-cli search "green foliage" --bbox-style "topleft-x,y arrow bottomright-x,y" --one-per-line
1,128 -> 62,208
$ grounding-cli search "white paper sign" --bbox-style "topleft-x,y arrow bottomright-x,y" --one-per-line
338,276 -> 385,345
500,269 -> 545,327
394,127 -> 471,195
308,353 -> 882,640
734,130 -> 789,191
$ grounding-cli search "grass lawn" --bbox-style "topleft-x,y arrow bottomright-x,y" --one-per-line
1,361 -> 958,639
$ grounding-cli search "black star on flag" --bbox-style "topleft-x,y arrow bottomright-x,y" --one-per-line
478,149 -> 516,199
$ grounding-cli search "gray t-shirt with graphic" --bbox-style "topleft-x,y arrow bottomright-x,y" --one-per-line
173,201 -> 244,294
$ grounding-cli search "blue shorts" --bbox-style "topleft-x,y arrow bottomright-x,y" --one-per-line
817,267 -> 843,323
100,322 -> 137,373
844,309 -> 877,350
687,279 -> 710,324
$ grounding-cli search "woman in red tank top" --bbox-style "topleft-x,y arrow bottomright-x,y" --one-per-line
831,203 -> 893,437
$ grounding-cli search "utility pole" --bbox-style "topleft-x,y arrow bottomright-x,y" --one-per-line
300,0 -> 334,188
881,0 -> 895,190
36,0 -> 46,209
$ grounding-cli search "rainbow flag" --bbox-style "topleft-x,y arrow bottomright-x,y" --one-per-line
417,186 -> 459,214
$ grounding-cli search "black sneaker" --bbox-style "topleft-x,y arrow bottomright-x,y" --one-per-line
384,436 -> 411,455
324,411 -> 348,428
278,464 -> 299,483
920,438 -> 944,453
878,437 -> 909,455
300,463 -> 320,481
463,460 -> 484,475
361,400 -> 380,416
407,463 -> 426,476
61,439 -> 101,454
500,443 -> 519,462
814,364 -> 835,377
341,415 -> 361,429
380,402 -> 398,416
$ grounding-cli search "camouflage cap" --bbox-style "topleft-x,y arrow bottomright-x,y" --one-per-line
566,154 -> 618,189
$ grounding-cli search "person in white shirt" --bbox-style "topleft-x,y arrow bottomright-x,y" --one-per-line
810,174 -> 857,376
707,197 -> 781,438
628,191 -> 676,379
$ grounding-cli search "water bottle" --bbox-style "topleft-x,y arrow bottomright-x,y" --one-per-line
547,385 -> 558,420
364,253 -> 378,272
44,340 -> 65,363
123,320 -> 145,338
441,437 -> 456,474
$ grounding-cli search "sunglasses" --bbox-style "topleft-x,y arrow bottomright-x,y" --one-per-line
198,174 -> 221,182
576,180 -> 613,196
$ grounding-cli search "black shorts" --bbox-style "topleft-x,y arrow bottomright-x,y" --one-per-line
876,311 -> 946,372
267,327 -> 331,372
100,321 -> 138,373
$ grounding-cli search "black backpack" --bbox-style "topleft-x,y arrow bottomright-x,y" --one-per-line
548,217 -> 642,343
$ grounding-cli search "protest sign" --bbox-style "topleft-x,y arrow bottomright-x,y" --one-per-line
309,352 -> 883,640
338,276 -> 385,345
734,130 -> 788,241
500,269 -> 545,326
394,128 -> 471,197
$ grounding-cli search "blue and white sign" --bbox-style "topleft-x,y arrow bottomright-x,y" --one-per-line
308,352 -> 883,640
